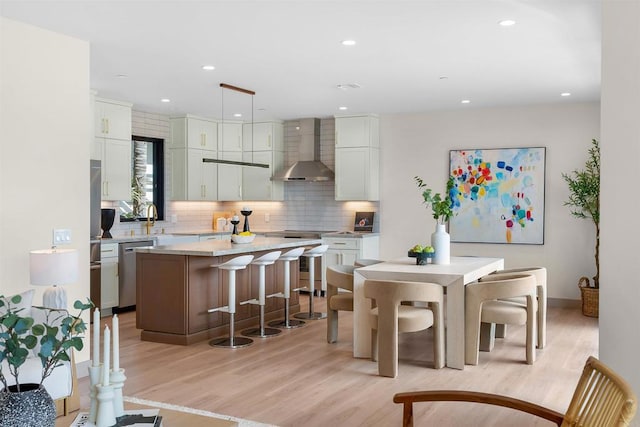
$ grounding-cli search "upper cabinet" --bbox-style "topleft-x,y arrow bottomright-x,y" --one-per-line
170,116 -> 217,151
94,97 -> 132,201
334,114 -> 380,201
218,122 -> 243,151
335,114 -> 379,149
94,97 -> 132,141
242,121 -> 284,152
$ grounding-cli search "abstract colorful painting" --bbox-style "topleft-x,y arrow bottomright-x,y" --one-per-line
449,147 -> 545,244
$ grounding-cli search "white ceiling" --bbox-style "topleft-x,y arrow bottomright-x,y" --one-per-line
0,0 -> 601,122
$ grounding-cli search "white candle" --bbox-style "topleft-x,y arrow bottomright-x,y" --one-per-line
93,308 -> 100,367
112,314 -> 119,371
102,326 -> 110,386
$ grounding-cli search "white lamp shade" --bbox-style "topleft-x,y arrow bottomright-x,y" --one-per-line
29,248 -> 79,286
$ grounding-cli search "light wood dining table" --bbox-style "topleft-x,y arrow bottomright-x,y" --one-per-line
353,256 -> 504,370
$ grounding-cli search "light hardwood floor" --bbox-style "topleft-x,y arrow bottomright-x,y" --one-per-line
64,296 -> 597,426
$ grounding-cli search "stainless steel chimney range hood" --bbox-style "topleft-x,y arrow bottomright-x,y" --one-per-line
271,118 -> 335,182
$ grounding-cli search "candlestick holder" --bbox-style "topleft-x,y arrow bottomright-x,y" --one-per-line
95,383 -> 116,427
240,209 -> 252,233
110,368 -> 127,417
230,218 -> 240,235
88,364 -> 102,423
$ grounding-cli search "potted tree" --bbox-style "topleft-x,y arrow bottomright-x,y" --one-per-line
0,294 -> 92,426
562,138 -> 600,317
414,176 -> 456,265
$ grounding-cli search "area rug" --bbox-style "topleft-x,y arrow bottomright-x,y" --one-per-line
124,396 -> 277,427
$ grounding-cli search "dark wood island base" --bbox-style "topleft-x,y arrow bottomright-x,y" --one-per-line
135,239 -> 318,345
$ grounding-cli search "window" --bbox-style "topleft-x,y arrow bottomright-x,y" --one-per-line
119,136 -> 164,221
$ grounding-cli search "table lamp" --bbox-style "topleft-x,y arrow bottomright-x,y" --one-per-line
29,247 -> 78,309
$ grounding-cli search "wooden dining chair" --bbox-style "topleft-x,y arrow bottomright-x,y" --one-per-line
364,279 -> 444,378
393,356 -> 638,427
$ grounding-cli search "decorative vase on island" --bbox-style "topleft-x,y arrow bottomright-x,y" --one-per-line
431,223 -> 450,265
0,384 -> 56,427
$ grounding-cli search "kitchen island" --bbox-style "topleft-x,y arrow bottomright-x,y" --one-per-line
135,237 -> 322,345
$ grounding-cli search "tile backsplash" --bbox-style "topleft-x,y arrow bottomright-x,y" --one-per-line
102,112 -> 379,237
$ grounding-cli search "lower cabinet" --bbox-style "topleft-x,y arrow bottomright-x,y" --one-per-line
100,243 -> 119,313
323,236 -> 380,270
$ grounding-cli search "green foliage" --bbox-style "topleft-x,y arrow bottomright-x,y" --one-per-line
414,176 -> 456,224
562,138 -> 600,288
0,295 -> 93,392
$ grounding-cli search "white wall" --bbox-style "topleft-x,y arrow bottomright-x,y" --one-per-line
379,102 -> 600,300
0,18 -> 90,362
600,0 -> 640,403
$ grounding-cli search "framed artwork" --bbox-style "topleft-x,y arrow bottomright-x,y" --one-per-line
354,211 -> 375,232
449,147 -> 546,244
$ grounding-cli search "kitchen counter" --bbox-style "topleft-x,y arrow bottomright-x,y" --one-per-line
138,237 -> 322,256
135,237 -> 321,345
321,232 -> 379,238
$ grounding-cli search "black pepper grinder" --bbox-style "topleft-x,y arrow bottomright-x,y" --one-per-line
240,207 -> 252,233
230,215 -> 240,235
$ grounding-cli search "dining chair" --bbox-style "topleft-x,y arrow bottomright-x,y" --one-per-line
465,273 -> 537,365
393,356 -> 638,427
481,266 -> 547,349
364,279 -> 444,378
326,264 -> 355,343
354,259 -> 383,267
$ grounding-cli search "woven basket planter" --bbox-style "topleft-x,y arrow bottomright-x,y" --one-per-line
578,276 -> 599,318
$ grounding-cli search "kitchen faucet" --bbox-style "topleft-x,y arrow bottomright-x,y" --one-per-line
146,203 -> 158,235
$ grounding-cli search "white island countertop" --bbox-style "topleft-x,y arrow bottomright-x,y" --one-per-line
135,237 -> 322,257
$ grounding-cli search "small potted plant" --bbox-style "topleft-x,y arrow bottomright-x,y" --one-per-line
414,176 -> 456,264
562,138 -> 600,317
0,294 -> 92,425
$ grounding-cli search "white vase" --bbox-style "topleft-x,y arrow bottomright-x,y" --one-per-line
431,223 -> 450,265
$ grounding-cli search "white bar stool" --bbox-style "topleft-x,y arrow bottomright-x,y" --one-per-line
294,244 -> 329,320
267,247 -> 306,329
241,250 -> 282,338
208,254 -> 254,348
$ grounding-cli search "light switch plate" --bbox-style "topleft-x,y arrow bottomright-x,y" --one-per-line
53,228 -> 72,246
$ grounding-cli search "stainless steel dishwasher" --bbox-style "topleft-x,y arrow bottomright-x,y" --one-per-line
118,240 -> 154,310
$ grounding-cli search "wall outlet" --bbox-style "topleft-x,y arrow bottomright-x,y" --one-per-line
53,228 -> 72,246
171,214 -> 178,223
265,213 -> 270,223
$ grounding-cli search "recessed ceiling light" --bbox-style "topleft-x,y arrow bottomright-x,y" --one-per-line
202,65 -> 215,71
161,98 -> 171,103
233,113 -> 242,118
116,74 -> 128,78
338,106 -> 348,111
337,83 -> 361,90
461,99 -> 471,104
499,19 -> 516,26
561,92 -> 571,97
439,76 -> 449,80
341,40 -> 356,46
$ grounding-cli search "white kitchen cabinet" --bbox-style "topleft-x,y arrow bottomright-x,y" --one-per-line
335,146 -> 379,201
334,114 -> 380,201
98,138 -> 132,201
100,242 -> 119,313
95,98 -> 132,141
199,234 -> 226,242
170,115 -> 217,151
241,150 -> 284,201
170,148 -> 218,201
218,122 -> 243,151
217,151 -> 243,200
335,114 -> 379,148
94,97 -> 132,201
323,235 -> 380,271
242,121 -> 284,151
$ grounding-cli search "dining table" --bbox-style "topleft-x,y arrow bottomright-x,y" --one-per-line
353,256 -> 504,370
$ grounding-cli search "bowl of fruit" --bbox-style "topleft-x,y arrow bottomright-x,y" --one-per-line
231,231 -> 256,244
408,244 -> 435,265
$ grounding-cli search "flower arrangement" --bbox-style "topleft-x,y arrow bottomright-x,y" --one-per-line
414,176 -> 456,224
